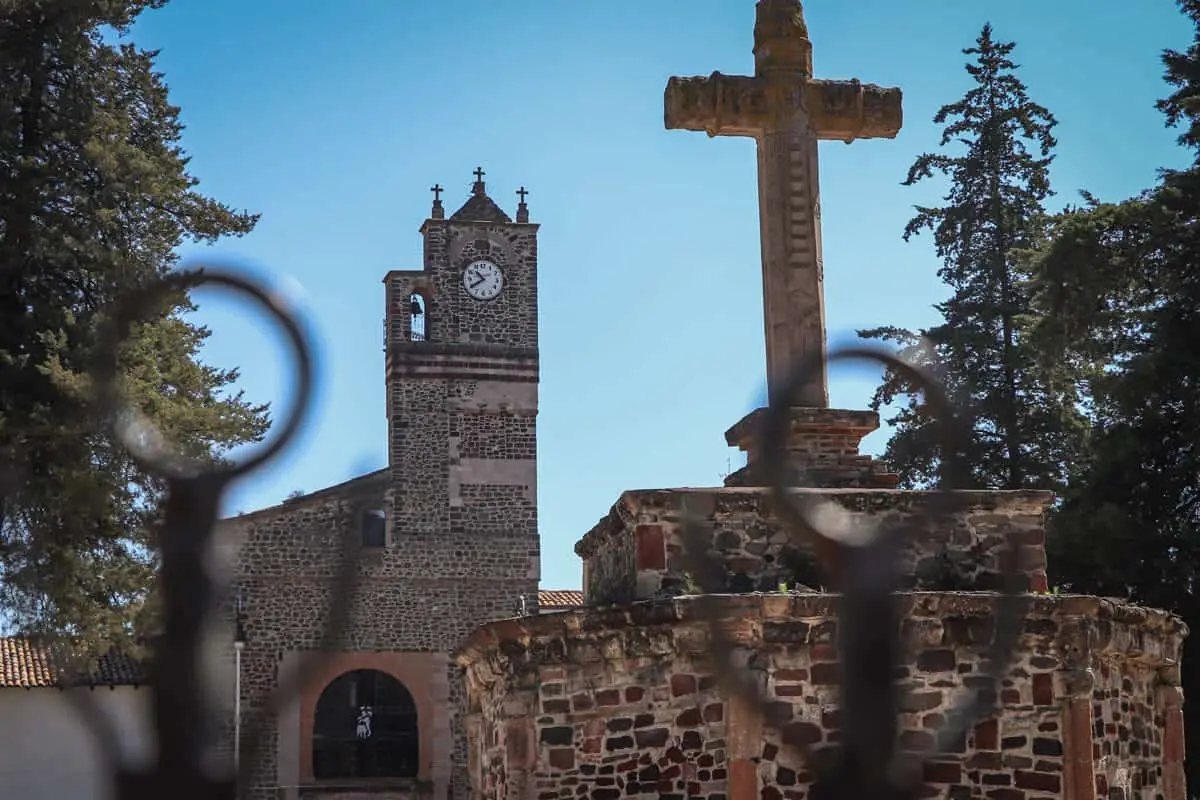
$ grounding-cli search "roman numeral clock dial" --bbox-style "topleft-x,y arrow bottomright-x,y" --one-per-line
463,259 -> 504,301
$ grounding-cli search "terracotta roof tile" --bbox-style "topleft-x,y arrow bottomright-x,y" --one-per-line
0,637 -> 144,688
538,589 -> 583,609
2,594 -> 586,686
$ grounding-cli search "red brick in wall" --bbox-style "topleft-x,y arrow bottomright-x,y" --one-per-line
635,524 -> 665,571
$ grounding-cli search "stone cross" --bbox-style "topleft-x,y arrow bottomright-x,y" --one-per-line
664,0 -> 902,408
516,186 -> 531,223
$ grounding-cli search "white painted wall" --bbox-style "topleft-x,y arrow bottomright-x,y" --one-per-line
0,686 -> 153,800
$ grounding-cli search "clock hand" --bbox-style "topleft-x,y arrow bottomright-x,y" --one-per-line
470,277 -> 487,289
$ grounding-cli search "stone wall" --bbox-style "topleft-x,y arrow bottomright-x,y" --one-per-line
576,489 -> 1053,605
220,471 -> 539,800
1091,660 -> 1181,800
455,593 -> 1186,800
219,187 -> 544,800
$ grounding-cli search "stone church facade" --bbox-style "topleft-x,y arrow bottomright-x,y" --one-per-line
224,173 -> 569,800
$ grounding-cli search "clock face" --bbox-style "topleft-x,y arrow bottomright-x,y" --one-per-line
463,259 -> 504,301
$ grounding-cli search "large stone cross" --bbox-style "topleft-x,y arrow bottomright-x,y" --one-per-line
665,0 -> 902,408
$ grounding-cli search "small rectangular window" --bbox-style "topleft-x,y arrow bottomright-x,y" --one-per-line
361,509 -> 387,548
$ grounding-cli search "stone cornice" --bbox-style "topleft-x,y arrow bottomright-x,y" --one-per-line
724,407 -> 881,446
388,343 -> 538,361
381,269 -> 426,281
455,592 -> 1188,688
574,487 -> 1056,558
418,218 -> 541,235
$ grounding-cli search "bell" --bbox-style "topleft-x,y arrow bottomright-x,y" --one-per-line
409,297 -> 424,316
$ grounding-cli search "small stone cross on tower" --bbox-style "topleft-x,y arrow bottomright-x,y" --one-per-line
665,0 -> 903,488
665,0 -> 902,408
516,186 -> 530,223
430,183 -> 445,219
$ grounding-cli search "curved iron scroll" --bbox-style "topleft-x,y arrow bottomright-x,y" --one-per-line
677,344 -> 1030,800
84,265 -> 365,800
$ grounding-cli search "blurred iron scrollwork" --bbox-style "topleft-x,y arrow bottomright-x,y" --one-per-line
63,268 -> 1025,800
86,265 -> 366,800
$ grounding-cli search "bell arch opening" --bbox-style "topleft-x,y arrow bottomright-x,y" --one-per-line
409,293 -> 427,341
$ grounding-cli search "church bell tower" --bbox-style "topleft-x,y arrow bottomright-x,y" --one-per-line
382,168 -> 540,638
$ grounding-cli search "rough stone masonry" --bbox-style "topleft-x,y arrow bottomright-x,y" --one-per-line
458,594 -> 1185,800
454,3 -> 1189,800
220,173 -> 544,800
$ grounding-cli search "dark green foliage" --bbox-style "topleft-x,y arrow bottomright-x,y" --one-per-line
0,0 -> 267,653
1039,0 -> 1200,622
860,24 -> 1088,492
1033,3 -> 1200,788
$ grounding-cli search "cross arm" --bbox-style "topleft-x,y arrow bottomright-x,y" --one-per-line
665,71 -> 903,143
807,79 -> 902,143
664,72 -> 769,138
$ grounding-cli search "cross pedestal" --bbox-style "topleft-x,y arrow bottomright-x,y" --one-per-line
722,406 -> 898,488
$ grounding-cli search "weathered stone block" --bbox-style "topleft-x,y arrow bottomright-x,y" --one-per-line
576,487 -> 1054,605
457,593 -> 1185,800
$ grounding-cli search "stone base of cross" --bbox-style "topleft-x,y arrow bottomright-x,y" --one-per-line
723,406 -> 898,488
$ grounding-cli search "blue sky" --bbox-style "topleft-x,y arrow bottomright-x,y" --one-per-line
129,1 -> 1191,592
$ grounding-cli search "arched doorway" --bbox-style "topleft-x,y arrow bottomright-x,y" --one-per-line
312,669 -> 419,779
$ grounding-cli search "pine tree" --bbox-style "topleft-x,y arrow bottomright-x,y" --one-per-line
0,1 -> 268,651
1038,1 -> 1200,609
1033,1 -> 1200,787
860,24 -> 1087,491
